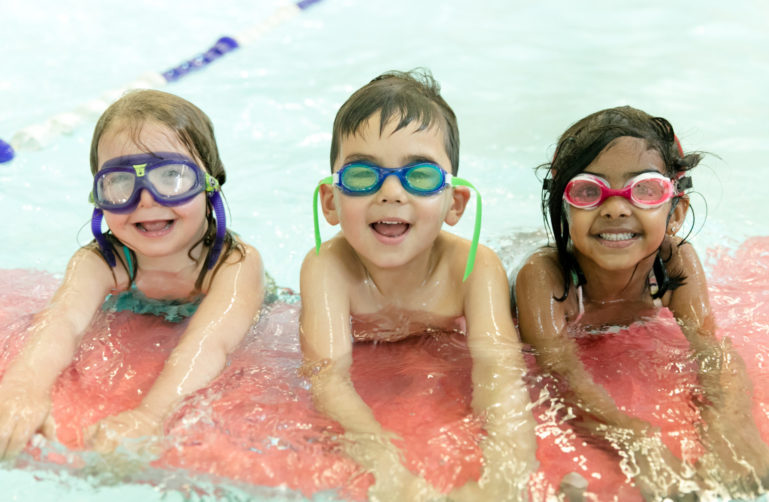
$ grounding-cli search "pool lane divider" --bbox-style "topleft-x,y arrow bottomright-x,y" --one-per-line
0,0 -> 324,164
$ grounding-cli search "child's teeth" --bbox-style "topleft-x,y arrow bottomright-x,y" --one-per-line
600,233 -> 634,241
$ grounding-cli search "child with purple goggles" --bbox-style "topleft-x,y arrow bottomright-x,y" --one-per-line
90,152 -> 226,269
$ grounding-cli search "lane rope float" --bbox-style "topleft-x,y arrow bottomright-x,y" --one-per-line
0,0 -> 324,164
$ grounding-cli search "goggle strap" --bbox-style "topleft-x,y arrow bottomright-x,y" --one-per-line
451,177 -> 482,282
207,191 -> 227,269
314,176 -> 333,254
675,174 -> 692,193
205,174 -> 221,193
91,209 -> 116,267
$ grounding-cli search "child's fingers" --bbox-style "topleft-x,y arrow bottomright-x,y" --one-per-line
40,413 -> 57,441
3,420 -> 33,459
0,417 -> 15,459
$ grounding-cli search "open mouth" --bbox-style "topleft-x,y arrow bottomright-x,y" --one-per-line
598,232 -> 636,241
136,220 -> 174,233
371,220 -> 410,238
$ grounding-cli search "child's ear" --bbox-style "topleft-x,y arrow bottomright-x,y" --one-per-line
319,183 -> 340,225
667,196 -> 689,235
444,186 -> 471,226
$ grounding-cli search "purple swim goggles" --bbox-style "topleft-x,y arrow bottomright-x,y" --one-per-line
89,152 -> 227,269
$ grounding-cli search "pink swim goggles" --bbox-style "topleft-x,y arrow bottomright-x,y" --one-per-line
564,172 -> 689,210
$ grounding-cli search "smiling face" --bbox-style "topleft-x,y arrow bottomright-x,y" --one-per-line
567,136 -> 685,277
320,112 -> 466,272
97,120 -> 208,263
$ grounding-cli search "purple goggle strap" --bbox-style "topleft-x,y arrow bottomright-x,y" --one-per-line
208,190 -> 226,269
90,190 -> 227,270
91,208 -> 116,267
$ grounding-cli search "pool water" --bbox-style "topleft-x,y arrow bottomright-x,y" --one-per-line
1,0 -> 769,500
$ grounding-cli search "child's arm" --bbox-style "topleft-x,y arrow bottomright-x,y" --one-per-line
0,248 -> 114,458
299,247 -> 440,501
668,241 -> 769,491
449,245 -> 538,500
515,249 -> 691,498
86,244 -> 265,452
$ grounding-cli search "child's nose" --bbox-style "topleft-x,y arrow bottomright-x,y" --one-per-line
137,189 -> 156,208
599,195 -> 632,218
377,174 -> 405,203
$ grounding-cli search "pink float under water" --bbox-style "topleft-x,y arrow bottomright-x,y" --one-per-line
1,237 -> 768,500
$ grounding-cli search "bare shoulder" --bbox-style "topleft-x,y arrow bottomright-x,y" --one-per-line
300,235 -> 360,297
44,246 -> 117,322
65,246 -> 118,288
225,239 -> 264,271
436,231 -> 505,282
665,237 -> 712,325
205,240 -> 265,296
468,242 -> 507,279
516,247 -> 563,289
666,237 -> 704,274
513,247 -> 571,316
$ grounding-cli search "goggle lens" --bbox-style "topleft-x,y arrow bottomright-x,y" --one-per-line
339,165 -> 380,192
405,165 -> 444,192
631,177 -> 669,203
566,180 -> 602,206
146,164 -> 199,197
97,171 -> 136,205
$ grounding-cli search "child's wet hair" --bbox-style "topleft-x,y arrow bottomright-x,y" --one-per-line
89,89 -> 241,289
330,68 -> 460,175
90,89 -> 226,184
540,105 -> 702,300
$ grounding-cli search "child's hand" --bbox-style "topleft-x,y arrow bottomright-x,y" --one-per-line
697,407 -> 769,496
447,480 -> 508,502
445,465 -> 530,501
367,460 -> 443,502
0,383 -> 55,459
84,407 -> 163,454
619,430 -> 702,500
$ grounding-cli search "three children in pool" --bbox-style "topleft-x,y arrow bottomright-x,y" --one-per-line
0,69 -> 766,499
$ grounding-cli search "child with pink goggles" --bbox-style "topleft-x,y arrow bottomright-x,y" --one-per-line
563,171 -> 692,210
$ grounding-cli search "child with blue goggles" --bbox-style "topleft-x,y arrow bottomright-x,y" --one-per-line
302,69 -> 537,501
0,90 -> 265,458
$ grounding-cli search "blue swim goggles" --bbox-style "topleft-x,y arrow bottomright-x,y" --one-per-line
313,162 -> 482,281
89,152 -> 227,269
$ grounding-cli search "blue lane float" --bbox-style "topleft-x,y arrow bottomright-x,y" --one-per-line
0,139 -> 13,163
0,0 -> 324,164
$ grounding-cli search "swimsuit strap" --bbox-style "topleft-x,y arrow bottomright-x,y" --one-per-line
571,270 -> 585,322
648,268 -> 662,307
121,245 -> 135,277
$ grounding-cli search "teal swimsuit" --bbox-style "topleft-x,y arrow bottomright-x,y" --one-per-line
102,246 -> 203,323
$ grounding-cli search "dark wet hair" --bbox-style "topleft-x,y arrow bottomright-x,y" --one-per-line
540,106 -> 702,301
89,89 -> 242,291
329,68 -> 459,175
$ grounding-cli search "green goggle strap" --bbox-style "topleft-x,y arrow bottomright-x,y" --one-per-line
314,176 -> 334,255
451,177 -> 482,282
312,175 -> 482,282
